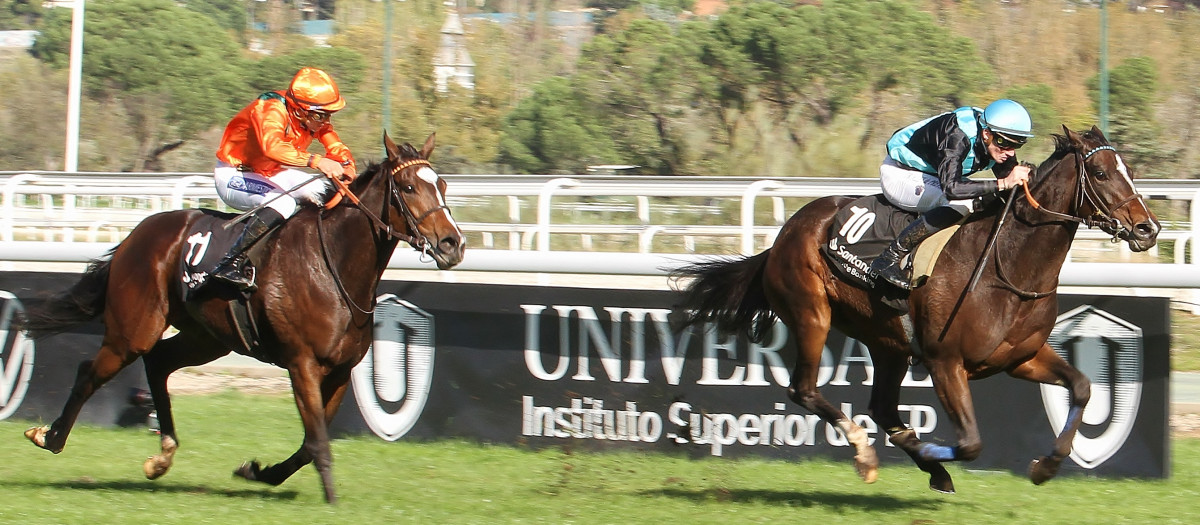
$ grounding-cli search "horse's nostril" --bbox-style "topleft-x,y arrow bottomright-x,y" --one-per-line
440,236 -> 462,251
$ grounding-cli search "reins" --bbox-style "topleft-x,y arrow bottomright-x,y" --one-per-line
980,141 -> 1142,299
316,156 -> 446,315
1019,144 -> 1139,239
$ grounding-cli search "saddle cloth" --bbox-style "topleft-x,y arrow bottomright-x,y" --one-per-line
819,194 -> 959,290
179,209 -> 250,300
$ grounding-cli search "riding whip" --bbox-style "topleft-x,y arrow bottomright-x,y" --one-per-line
966,185 -> 1018,292
223,172 -> 326,229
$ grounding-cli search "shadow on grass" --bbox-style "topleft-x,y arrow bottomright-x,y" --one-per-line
0,478 -> 300,501
640,487 -> 954,512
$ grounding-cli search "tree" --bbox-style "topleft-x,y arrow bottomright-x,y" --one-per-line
0,0 -> 43,30
32,0 -> 249,170
1088,56 -> 1176,176
499,76 -> 621,173
184,0 -> 248,39
497,0 -> 994,176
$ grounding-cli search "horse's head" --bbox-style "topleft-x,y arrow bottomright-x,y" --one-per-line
381,132 -> 465,269
1052,125 -> 1160,252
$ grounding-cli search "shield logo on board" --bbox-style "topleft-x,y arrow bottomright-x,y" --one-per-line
1040,305 -> 1142,469
351,295 -> 436,441
0,291 -> 36,421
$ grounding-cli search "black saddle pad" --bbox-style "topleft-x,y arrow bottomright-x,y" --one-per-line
179,209 -> 250,300
820,194 -> 918,289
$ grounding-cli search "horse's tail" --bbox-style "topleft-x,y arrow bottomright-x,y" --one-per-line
19,249 -> 115,339
672,250 -> 776,343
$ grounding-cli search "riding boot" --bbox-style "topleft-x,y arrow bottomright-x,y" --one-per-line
870,207 -> 962,291
209,208 -> 286,293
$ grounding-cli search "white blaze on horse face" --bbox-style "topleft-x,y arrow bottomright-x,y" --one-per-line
417,166 -> 462,232
1114,153 -> 1133,186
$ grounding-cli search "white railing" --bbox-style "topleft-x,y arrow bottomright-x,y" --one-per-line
3,170 -> 1199,264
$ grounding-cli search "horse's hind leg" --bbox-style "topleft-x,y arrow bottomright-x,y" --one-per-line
26,336 -> 151,453
769,282 -> 878,482
1007,342 -> 1091,485
867,352 -> 955,493
141,328 -> 230,480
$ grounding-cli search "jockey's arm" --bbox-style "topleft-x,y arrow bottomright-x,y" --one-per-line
938,138 -> 1000,201
315,127 -> 356,180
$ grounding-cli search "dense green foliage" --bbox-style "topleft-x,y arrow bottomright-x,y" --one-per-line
0,0 -> 42,29
501,0 -> 996,175
2,0 -> 1199,176
30,0 -> 250,169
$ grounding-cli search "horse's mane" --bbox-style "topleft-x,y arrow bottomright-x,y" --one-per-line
1032,128 -> 1106,180
344,142 -> 424,194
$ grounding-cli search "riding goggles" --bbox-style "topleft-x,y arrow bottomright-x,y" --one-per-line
991,130 -> 1027,150
305,110 -> 333,123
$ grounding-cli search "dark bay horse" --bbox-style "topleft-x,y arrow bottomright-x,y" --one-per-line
675,126 -> 1159,493
20,132 -> 464,503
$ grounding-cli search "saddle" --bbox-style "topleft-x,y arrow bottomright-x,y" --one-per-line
178,209 -> 272,360
820,194 -> 960,291
179,209 -> 248,298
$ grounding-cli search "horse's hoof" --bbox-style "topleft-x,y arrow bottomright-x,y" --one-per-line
24,426 -> 60,452
854,450 -> 879,483
24,426 -> 46,447
234,460 -> 262,481
143,456 -> 170,480
1029,457 -> 1058,485
929,471 -> 956,494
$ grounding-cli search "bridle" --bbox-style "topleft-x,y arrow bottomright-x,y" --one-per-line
350,157 -> 448,254
981,141 -> 1145,300
1020,143 -> 1144,241
317,156 -> 450,314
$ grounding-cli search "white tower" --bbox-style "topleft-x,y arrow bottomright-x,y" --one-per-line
433,1 -> 475,92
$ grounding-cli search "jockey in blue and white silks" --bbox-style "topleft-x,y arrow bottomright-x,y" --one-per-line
871,99 -> 1035,291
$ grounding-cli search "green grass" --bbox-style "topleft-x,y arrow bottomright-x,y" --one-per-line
1173,308 -> 1200,372
2,391 -> 1198,524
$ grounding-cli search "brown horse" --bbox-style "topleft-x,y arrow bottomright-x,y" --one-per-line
675,126 -> 1159,493
20,132 -> 464,503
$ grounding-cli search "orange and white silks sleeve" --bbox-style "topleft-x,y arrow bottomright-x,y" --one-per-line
314,126 -> 355,171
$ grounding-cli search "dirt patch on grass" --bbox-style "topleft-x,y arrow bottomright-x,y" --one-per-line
168,369 -> 291,396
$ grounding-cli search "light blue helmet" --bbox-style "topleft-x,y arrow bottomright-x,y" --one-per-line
981,99 -> 1034,138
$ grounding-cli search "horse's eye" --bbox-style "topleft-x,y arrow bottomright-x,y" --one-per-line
1093,169 -> 1109,180
403,184 -> 415,193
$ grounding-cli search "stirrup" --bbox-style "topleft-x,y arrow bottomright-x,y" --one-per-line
878,263 -> 913,291
210,260 -> 257,293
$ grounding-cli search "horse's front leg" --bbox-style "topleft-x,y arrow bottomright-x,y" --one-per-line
867,352 -> 955,493
922,360 -> 984,463
235,359 -> 340,503
1006,342 -> 1091,485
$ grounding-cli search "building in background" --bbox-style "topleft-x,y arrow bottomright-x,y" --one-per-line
434,1 -> 475,92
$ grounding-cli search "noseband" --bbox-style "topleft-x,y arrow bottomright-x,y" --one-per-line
327,157 -> 448,255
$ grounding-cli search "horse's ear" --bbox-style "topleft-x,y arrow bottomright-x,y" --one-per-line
1063,125 -> 1084,147
1090,125 -> 1108,142
383,131 -> 402,161
420,132 -> 436,160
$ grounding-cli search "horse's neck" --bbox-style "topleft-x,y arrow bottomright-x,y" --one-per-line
1000,155 -> 1081,277
314,176 -> 400,277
